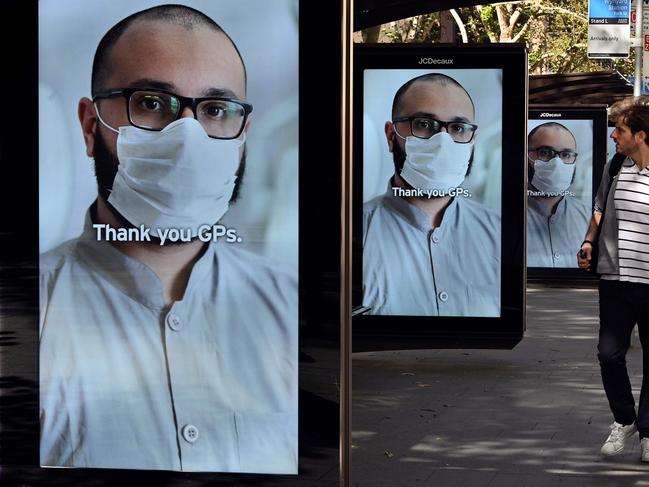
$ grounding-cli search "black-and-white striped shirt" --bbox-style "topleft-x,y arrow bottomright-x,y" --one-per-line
614,163 -> 649,284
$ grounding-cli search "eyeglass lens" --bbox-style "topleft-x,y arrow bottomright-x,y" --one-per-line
128,90 -> 246,138
532,147 -> 577,164
397,117 -> 475,143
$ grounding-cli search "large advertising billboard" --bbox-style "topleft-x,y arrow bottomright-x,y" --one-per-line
362,68 -> 502,317
353,44 -> 527,351
39,0 -> 299,474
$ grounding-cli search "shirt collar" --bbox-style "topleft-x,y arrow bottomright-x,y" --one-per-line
625,157 -> 643,171
527,195 -> 568,219
76,203 -> 214,310
383,179 -> 459,233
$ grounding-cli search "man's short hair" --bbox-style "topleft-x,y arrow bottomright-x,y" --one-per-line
609,97 -> 636,122
91,4 -> 247,95
391,73 -> 475,119
608,95 -> 649,123
528,122 -> 576,147
621,103 -> 649,144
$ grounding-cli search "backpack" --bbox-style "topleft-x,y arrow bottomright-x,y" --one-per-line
590,152 -> 626,274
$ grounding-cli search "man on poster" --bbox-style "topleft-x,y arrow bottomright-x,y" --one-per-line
527,122 -> 590,267
39,4 -> 297,473
362,73 -> 500,317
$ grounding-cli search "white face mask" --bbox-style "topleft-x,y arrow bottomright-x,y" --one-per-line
531,157 -> 575,195
104,118 -> 242,236
399,132 -> 472,193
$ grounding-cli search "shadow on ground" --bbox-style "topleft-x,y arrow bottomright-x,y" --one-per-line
352,285 -> 649,487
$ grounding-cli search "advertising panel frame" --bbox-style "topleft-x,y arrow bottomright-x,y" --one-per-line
352,44 -> 528,352
527,104 -> 608,281
0,1 -> 345,485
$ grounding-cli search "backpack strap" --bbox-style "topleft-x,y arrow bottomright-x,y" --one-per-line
608,152 -> 626,184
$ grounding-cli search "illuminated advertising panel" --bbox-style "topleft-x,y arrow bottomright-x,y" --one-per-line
353,44 -> 527,351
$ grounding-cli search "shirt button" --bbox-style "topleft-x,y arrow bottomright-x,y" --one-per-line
181,424 -> 199,443
438,291 -> 449,302
432,234 -> 440,243
166,312 -> 183,331
553,252 -> 560,260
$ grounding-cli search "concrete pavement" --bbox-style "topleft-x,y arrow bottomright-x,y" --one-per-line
352,283 -> 649,486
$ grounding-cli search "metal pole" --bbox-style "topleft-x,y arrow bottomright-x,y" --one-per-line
635,0 -> 643,96
340,0 -> 353,485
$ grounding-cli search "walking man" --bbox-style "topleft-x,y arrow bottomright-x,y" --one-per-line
578,99 -> 649,461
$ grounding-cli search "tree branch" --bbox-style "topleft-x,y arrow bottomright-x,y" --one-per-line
509,7 -> 522,30
475,6 -> 499,42
511,18 -> 531,42
538,4 -> 587,22
495,5 -> 510,38
489,0 -> 588,21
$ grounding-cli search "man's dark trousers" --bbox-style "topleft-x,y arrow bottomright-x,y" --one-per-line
598,279 -> 649,437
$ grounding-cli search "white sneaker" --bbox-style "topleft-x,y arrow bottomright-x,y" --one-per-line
641,438 -> 649,462
601,422 -> 637,456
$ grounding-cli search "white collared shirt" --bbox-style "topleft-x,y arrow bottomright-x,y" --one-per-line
527,196 -> 591,268
39,207 -> 298,473
362,184 -> 501,317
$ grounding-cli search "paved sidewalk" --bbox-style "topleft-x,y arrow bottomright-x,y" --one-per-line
352,283 -> 649,486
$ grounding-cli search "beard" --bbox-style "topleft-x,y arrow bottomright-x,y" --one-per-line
390,134 -> 474,182
92,128 -> 246,244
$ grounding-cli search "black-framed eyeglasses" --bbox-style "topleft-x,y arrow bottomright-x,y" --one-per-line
528,146 -> 578,165
92,88 -> 253,140
392,116 -> 478,144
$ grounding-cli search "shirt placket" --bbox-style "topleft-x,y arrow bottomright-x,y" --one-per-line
428,228 -> 450,315
547,214 -> 562,267
161,302 -> 197,470
160,298 -> 240,472
164,299 -> 225,472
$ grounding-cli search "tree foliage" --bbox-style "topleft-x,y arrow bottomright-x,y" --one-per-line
356,1 -> 634,77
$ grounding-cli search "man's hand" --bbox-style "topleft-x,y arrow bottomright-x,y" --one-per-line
577,242 -> 592,270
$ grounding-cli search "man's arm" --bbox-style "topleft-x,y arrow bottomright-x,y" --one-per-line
577,211 -> 602,269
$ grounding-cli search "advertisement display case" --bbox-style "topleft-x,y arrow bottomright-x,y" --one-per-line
352,44 -> 528,351
527,105 -> 607,279
0,0 -> 343,484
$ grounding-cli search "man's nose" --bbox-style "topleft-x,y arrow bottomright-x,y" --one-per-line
179,106 -> 195,119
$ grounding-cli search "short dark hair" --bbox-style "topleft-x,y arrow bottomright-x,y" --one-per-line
91,4 -> 247,95
391,73 -> 474,119
622,104 -> 649,145
608,97 -> 635,122
528,122 -> 576,147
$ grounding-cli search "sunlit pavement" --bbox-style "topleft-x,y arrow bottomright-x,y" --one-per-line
352,283 -> 649,487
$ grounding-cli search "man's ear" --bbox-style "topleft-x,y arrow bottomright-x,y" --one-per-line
637,129 -> 648,145
384,121 -> 395,152
78,97 -> 97,157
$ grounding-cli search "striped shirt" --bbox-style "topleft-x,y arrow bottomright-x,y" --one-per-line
613,163 -> 649,284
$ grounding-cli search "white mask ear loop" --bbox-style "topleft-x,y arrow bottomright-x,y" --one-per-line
92,102 -> 117,197
234,131 -> 246,147
93,102 -> 119,134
